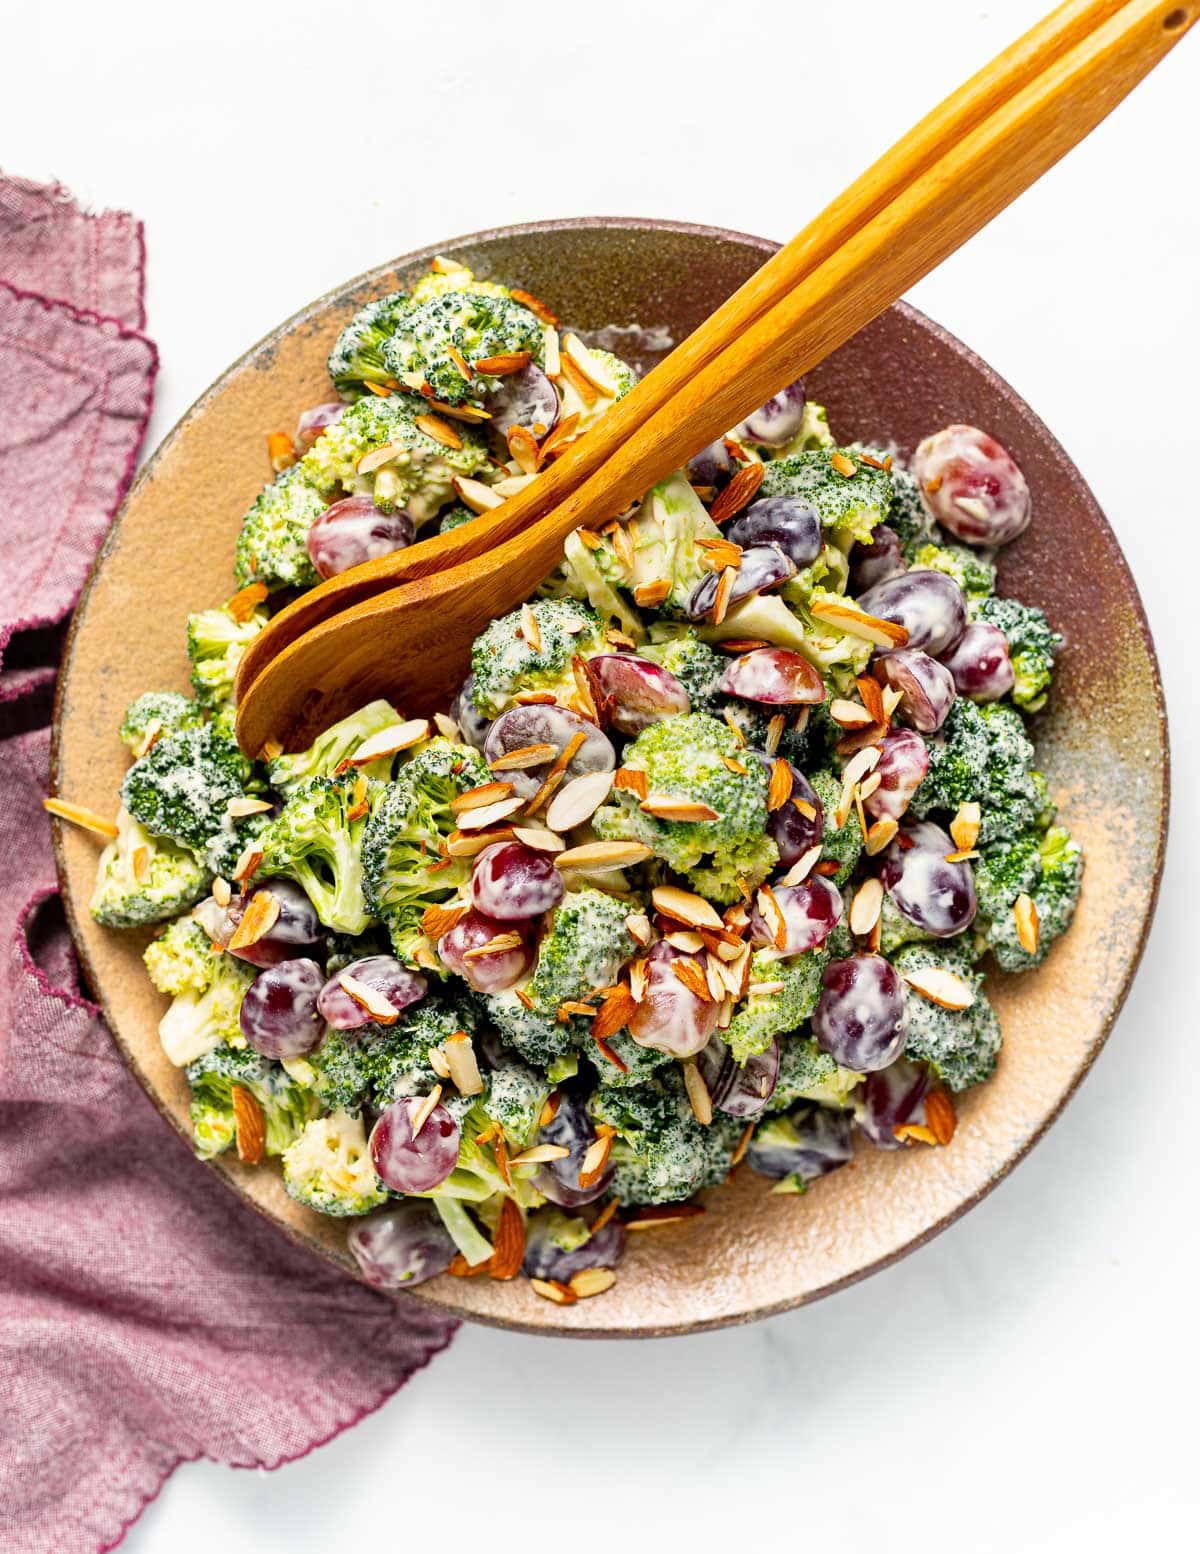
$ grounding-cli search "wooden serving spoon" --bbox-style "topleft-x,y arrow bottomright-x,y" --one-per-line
237,0 -> 1193,754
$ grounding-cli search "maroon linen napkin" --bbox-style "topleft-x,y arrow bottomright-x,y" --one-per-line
0,178 -> 458,1554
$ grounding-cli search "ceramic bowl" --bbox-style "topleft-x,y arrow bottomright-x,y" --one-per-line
52,219 -> 1168,1336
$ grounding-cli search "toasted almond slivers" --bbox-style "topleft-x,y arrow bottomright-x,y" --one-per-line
895,1122 -> 940,1146
131,845 -> 150,882
628,956 -> 650,1003
351,718 -> 430,764
902,964 -> 976,1010
428,1046 -> 452,1079
463,932 -> 524,960
924,1087 -> 958,1145
748,980 -> 785,997
529,1277 -> 577,1305
864,816 -> 899,855
446,826 -> 515,857
592,984 -> 637,1043
950,800 -> 982,853
578,1132 -> 614,1189
443,1030 -> 484,1096
421,901 -> 466,940
489,744 -> 558,772
651,885 -> 724,931
944,848 -> 980,864
755,884 -> 787,951
665,930 -> 705,953
232,844 -> 264,884
830,698 -> 875,729
42,797 -> 119,839
809,598 -> 908,649
431,253 -> 469,275
632,578 -> 671,609
409,1086 -> 443,1135
623,1203 -> 705,1230
518,603 -> 543,654
561,332 -> 619,396
232,1084 -> 266,1164
640,793 -> 720,823
227,796 -> 273,818
456,795 -> 527,831
510,287 -> 559,326
452,474 -> 504,514
849,877 -> 884,937
356,439 -> 410,475
556,840 -> 652,872
227,579 -> 269,623
767,758 -> 793,813
774,845 -> 820,889
1014,892 -> 1040,955
415,413 -> 463,450
613,767 -> 649,800
212,875 -> 232,908
830,450 -> 857,477
450,780 -> 516,814
568,1266 -> 616,1299
546,770 -> 614,833
473,350 -> 532,376
682,1061 -> 713,1126
843,744 -> 883,788
672,958 -> 714,1003
511,824 -> 565,853
337,970 -> 401,1024
708,460 -> 764,524
266,431 -> 296,474
624,912 -> 652,947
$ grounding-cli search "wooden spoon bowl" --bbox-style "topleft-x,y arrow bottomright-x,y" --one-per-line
51,219 -> 1168,1336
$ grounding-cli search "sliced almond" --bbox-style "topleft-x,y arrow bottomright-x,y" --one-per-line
511,824 -> 564,853
894,1122 -> 940,1146
628,956 -> 650,1002
443,1030 -> 484,1096
651,885 -> 723,930
880,685 -> 905,718
592,984 -> 637,1042
777,843 -> 823,885
632,578 -> 671,609
351,718 -> 430,764
507,1144 -> 570,1169
640,794 -> 720,823
421,396 -> 492,424
337,970 -> 400,1025
902,964 -> 976,1010
864,816 -> 899,855
473,350 -> 531,376
578,1132 -> 614,1189
696,536 -> 744,573
537,411 -> 581,466
624,911 -> 652,947
664,929 -> 705,953
428,1047 -> 452,1079
829,698 -> 875,729
356,439 -> 411,475
830,450 -> 857,477
450,780 -> 515,814
507,424 -> 540,474
510,287 -> 559,326
421,901 -> 466,939
682,1061 -> 713,1126
410,1086 -> 443,1135
227,579 -> 269,623
944,848 -> 979,864
130,845 -> 149,882
546,770 -> 614,833
516,603 -> 543,654
227,796 -> 274,818
453,475 -> 504,513
924,1087 -> 958,1146
849,877 -> 884,937
708,461 -> 764,524
430,254 -> 469,274
613,767 -> 649,800
529,1277 -> 577,1305
767,758 -> 793,813
231,1084 -> 266,1164
556,840 -> 652,872
456,795 -> 526,831
561,333 -> 619,396
623,1203 -> 705,1230
463,932 -> 523,960
266,431 -> 296,474
487,1196 -> 525,1280
42,797 -> 118,839
211,876 -> 232,908
232,844 -> 263,884
445,826 -> 515,857
755,885 -> 788,951
568,1266 -> 616,1299
843,744 -> 883,788
748,979 -> 785,997
543,326 -> 561,378
488,744 -> 557,772
950,801 -> 982,853
1014,892 -> 1040,954
672,958 -> 714,1003
809,598 -> 908,649
763,713 -> 786,757
415,413 -> 463,450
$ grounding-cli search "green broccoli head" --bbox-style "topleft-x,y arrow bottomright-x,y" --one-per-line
481,989 -> 587,1068
308,992 -> 474,1112
282,1109 -> 388,1217
91,807 -> 212,929
894,941 -> 1002,1090
525,887 -> 637,1013
593,712 -> 777,903
483,1055 -> 551,1150
438,504 -> 476,533
912,542 -> 996,600
769,1033 -> 861,1111
327,290 -> 411,397
120,723 -> 247,853
725,948 -> 829,1063
972,596 -> 1062,713
808,768 -> 864,885
361,737 -> 490,962
591,1029 -> 673,1088
119,691 -> 203,756
380,290 -> 545,405
556,527 -> 646,640
186,603 -> 269,710
469,598 -> 605,718
299,391 -> 490,524
233,465 -> 327,591
758,447 -> 893,547
408,265 -> 510,306
978,824 -> 1083,971
143,914 -> 218,996
256,770 -> 376,934
911,699 -> 1051,845
591,1071 -> 742,1205
157,952 -> 256,1067
266,699 -> 406,795
185,1040 -> 316,1159
846,450 -> 941,558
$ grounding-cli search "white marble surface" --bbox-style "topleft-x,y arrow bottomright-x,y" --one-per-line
5,0 -> 1197,1547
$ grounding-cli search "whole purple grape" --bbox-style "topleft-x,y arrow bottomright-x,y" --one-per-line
813,954 -> 908,1072
856,569 -> 967,656
880,820 -> 977,937
855,1059 -> 931,1151
687,543 -> 796,620
873,648 -> 956,733
726,496 -> 822,567
224,878 -> 322,968
745,1104 -> 853,1181
735,377 -> 807,447
688,439 -> 735,490
522,1208 -> 626,1281
862,728 -> 929,822
306,496 -> 414,579
532,1091 -> 612,1207
745,750 -> 823,864
348,1201 -> 456,1288
484,704 -> 614,799
317,956 -> 427,1030
239,957 -> 326,1058
697,1035 -> 780,1118
849,525 -> 906,592
586,653 -> 690,735
450,675 -> 492,752
369,1098 -> 460,1193
472,840 -> 564,922
485,363 -> 559,444
939,622 -> 1015,702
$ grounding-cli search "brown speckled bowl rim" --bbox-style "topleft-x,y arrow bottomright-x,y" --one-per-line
51,217 -> 1170,1338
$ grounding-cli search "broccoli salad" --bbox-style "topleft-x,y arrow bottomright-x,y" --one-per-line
72,259 -> 1083,1305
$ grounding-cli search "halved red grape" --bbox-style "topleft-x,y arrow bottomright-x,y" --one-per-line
749,876 -> 842,955
880,820 -> 977,937
813,954 -> 908,1072
348,1201 -> 456,1288
471,840 -> 564,921
849,525 -> 906,592
483,704 -> 615,799
735,378 -> 807,447
726,496 -> 822,567
306,496 -> 414,579
369,1097 -> 460,1193
862,728 -> 930,822
745,1103 -> 853,1181
239,957 -> 326,1058
746,751 -> 823,864
687,543 -> 796,620
295,401 -> 345,449
939,622 -> 1015,702
485,364 -> 559,445
586,653 -> 690,735
222,878 -> 321,967
627,941 -> 719,1058
522,1207 -> 625,1280
437,909 -> 533,992
450,675 -> 492,752
533,1091 -> 612,1206
317,956 -> 428,1030
719,647 -> 825,705
856,568 -> 967,656
855,1058 -> 931,1151
697,1035 -> 780,1117
873,648 -> 956,733
913,424 -> 1030,546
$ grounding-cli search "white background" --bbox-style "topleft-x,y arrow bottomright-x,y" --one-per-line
4,1 -> 1198,1549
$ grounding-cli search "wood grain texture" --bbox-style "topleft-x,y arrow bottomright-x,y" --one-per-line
51,221 -> 1168,1336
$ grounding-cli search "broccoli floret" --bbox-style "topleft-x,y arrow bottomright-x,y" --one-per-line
202,806 -> 272,880
157,951 -> 255,1067
698,586 -> 872,696
591,1072 -> 741,1205
119,691 -> 203,755
327,290 -> 411,397
91,806 -> 211,928
912,542 -> 996,600
266,699 -> 406,795
757,447 -> 893,547
483,1055 -> 551,1150
808,768 -> 863,885
438,504 -> 476,533
308,993 -> 474,1112
143,915 -> 218,995
282,1109 -> 387,1217
186,603 -> 269,710
361,738 -> 490,962
979,824 -> 1083,970
298,392 -> 489,525
769,1033 -> 861,1111
525,887 -> 636,1013
911,699 -> 1050,844
481,988 -> 586,1067
381,290 -> 544,405
894,941 -> 1002,1090
593,712 -> 777,903
592,1029 -> 672,1088
845,448 -> 941,558
408,265 -> 509,306
557,527 -> 646,641
469,598 -> 605,718
973,596 -> 1062,713
120,723 -> 247,853
724,948 -> 829,1063
256,770 -> 375,934
233,465 -> 327,591
185,1039 -> 315,1158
